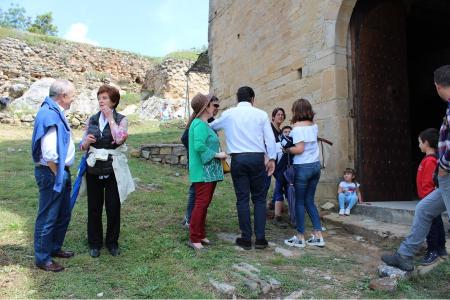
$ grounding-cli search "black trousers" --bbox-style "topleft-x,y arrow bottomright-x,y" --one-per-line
86,173 -> 121,249
426,215 -> 446,251
230,153 -> 268,241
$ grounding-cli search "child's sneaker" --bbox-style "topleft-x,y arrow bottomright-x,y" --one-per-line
339,209 -> 345,215
306,235 -> 325,247
344,208 -> 351,215
284,236 -> 305,248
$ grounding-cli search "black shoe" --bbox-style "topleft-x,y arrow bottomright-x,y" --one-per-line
272,217 -> 288,229
437,247 -> 448,259
235,238 -> 252,250
89,248 -> 100,258
108,247 -> 120,256
381,251 -> 414,272
255,239 -> 269,250
421,251 -> 439,266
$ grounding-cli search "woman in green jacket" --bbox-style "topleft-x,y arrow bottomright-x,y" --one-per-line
187,93 -> 226,251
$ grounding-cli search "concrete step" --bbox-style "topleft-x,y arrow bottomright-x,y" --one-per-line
352,201 -> 449,227
322,212 -> 411,246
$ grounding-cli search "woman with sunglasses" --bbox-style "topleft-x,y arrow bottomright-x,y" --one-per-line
186,93 -> 226,251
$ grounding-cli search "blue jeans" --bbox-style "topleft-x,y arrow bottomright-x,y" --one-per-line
185,183 -> 196,223
231,153 -> 267,241
338,193 -> 358,210
293,161 -> 322,234
398,173 -> 450,257
272,178 -> 287,202
34,166 -> 72,266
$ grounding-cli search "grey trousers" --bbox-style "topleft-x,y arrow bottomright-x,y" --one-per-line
398,173 -> 450,257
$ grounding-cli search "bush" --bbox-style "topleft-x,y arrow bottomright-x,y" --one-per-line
121,92 -> 141,105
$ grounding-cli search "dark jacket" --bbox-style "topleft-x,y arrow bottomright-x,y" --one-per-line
87,111 -> 125,176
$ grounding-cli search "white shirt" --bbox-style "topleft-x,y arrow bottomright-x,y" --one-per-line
39,104 -> 75,167
99,112 -> 108,132
210,102 -> 277,160
339,181 -> 360,195
291,125 -> 320,164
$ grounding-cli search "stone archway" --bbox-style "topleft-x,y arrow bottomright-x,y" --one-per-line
326,0 -> 450,202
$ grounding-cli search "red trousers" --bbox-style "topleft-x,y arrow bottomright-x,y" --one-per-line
189,182 -> 217,243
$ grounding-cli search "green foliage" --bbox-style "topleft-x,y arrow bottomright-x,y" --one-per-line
121,92 -> 141,105
27,12 -> 57,36
164,50 -> 199,61
84,71 -> 109,81
0,3 -> 57,36
0,3 -> 30,30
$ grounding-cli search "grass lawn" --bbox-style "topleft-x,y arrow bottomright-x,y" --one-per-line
0,123 -> 449,299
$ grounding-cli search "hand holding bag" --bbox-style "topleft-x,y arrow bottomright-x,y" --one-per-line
221,158 -> 230,174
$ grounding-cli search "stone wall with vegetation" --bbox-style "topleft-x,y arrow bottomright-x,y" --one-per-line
0,28 -> 210,126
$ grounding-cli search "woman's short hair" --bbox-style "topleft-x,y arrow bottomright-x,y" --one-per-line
271,107 -> 286,119
97,85 -> 120,108
291,98 -> 315,123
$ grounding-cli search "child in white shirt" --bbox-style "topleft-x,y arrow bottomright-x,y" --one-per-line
337,168 -> 363,215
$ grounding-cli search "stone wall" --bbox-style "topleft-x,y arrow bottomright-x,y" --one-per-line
140,144 -> 187,167
209,0 -> 357,204
0,33 -> 211,124
142,59 -> 210,101
0,36 -> 153,96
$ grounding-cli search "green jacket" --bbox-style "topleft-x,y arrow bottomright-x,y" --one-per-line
188,118 -> 224,183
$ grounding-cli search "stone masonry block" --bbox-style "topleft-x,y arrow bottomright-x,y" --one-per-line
141,150 -> 150,159
172,146 -> 186,156
150,147 -> 160,155
165,155 -> 179,165
160,147 -> 172,155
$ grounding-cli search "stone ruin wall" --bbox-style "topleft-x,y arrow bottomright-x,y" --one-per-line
0,35 -> 210,126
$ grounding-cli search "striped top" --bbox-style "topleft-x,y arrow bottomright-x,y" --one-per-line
438,100 -> 450,171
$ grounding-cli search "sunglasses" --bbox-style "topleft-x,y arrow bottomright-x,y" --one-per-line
213,103 -> 220,108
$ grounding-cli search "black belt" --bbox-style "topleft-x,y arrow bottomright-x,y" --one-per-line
230,152 -> 265,157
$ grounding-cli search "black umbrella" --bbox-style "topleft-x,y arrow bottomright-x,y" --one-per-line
283,153 -> 296,225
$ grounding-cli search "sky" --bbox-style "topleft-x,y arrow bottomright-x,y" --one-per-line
3,0 -> 209,57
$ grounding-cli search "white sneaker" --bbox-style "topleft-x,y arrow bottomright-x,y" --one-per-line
339,209 -> 345,215
284,235 -> 306,248
344,208 -> 350,215
306,235 -> 325,247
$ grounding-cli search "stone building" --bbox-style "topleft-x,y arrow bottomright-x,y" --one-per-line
208,0 -> 450,203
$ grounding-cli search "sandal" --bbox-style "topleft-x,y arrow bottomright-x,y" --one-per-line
187,240 -> 207,252
201,238 -> 212,246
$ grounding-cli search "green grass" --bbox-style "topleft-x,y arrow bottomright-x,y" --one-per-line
121,92 -> 141,106
0,124 -> 449,298
164,50 -> 200,61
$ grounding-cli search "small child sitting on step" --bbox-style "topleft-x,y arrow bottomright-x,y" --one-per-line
337,168 -> 363,215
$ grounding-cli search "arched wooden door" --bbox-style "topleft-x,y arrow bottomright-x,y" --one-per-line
351,0 -> 412,201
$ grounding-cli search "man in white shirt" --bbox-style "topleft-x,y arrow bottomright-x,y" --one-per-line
31,79 -> 76,272
211,86 -> 276,250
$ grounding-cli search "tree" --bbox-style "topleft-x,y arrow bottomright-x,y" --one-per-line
27,12 -> 58,36
0,3 -> 31,30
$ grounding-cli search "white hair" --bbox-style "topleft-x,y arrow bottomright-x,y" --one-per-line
49,79 -> 74,98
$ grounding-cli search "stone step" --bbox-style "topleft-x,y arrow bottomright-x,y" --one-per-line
322,212 -> 411,245
352,201 -> 449,227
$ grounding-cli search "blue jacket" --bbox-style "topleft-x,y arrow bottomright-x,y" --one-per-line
31,97 -> 71,192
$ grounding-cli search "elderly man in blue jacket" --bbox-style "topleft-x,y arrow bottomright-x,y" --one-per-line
31,79 -> 76,272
